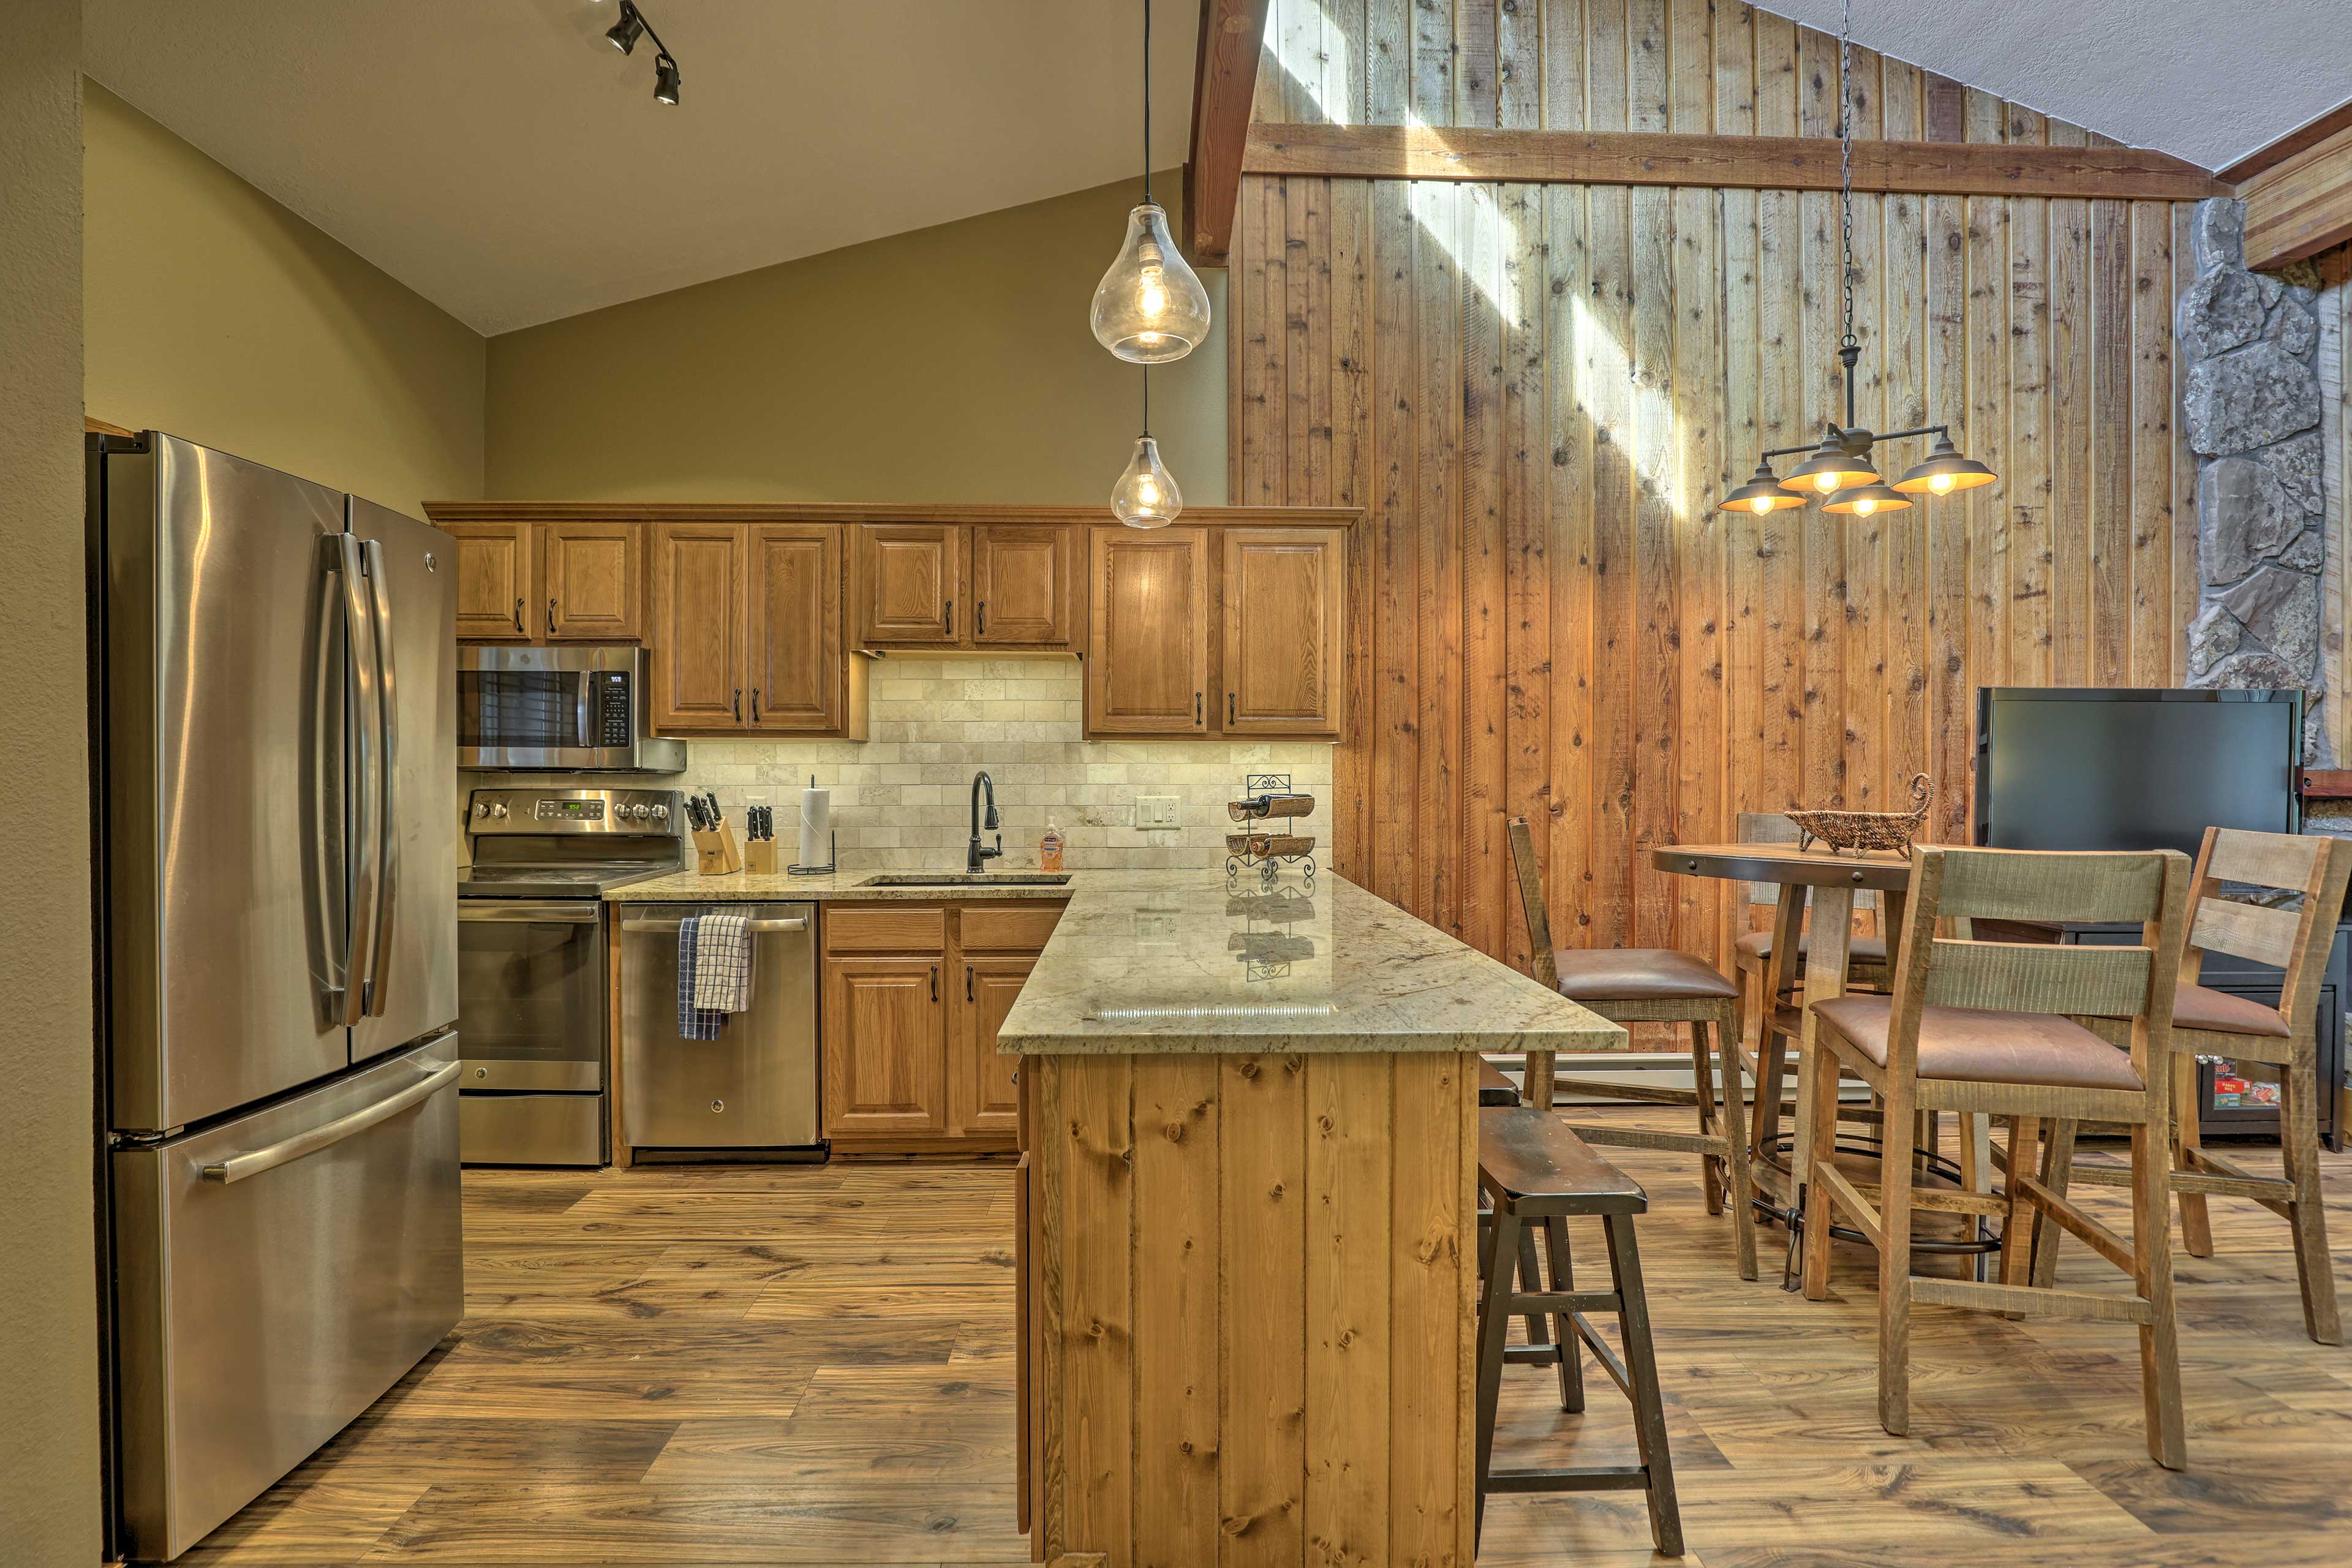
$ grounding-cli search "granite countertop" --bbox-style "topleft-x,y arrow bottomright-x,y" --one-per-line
606,869 -> 1084,902
997,870 -> 1625,1057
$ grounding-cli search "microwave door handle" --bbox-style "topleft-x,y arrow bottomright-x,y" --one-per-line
363,539 -> 399,1016
578,667 -> 594,750
328,535 -> 380,1027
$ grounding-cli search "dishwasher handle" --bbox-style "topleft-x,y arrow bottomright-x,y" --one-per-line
621,916 -> 808,934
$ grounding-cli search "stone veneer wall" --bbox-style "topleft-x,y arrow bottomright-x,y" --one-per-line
2179,198 -> 2334,763
465,655 -> 1335,872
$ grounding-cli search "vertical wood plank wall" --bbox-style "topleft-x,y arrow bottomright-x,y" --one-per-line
1034,1051 -> 1476,1568
1232,0 -> 2198,973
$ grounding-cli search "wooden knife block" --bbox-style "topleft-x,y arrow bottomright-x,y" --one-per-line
692,821 -> 744,876
743,837 -> 779,874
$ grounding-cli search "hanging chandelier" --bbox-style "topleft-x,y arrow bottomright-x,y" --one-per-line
1090,0 -> 1210,363
1719,0 -> 1994,520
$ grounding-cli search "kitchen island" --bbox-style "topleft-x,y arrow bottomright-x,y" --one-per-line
1000,870 -> 1622,1568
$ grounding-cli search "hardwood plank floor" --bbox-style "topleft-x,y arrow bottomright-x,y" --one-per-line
179,1114 -> 2350,1566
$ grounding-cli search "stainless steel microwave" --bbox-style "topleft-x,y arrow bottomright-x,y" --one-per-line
457,646 -> 687,772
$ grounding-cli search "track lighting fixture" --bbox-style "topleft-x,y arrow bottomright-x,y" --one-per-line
595,2 -> 680,105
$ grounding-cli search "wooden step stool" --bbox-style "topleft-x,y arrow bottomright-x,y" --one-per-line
1475,1106 -> 1683,1557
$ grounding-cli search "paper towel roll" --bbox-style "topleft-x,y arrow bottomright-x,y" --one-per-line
798,786 -> 831,868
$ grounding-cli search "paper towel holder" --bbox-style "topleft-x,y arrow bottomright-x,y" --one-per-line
788,829 -> 836,878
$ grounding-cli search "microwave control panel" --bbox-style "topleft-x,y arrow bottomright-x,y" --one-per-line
595,671 -> 633,747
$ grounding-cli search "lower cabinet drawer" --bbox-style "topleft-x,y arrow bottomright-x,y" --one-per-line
959,902 -> 1066,951
825,905 -> 948,952
460,1093 -> 605,1167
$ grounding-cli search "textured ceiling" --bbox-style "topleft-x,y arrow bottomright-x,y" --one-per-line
1768,0 -> 2352,171
84,1 -> 1199,334
83,2 -> 2352,337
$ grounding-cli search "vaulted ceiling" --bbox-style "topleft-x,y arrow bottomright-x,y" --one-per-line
83,1 -> 2352,338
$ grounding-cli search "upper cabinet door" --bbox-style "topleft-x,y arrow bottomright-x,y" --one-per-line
747,524 -> 842,732
856,524 -> 962,644
541,520 -> 644,642
971,524 -> 1074,646
1087,526 -> 1209,735
1222,527 -> 1345,737
445,521 -> 535,641
648,524 -> 746,729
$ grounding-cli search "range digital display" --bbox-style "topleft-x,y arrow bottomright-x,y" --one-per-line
533,799 -> 606,821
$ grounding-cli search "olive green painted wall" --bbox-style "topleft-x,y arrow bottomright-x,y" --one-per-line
1,5 -> 102,1558
485,170 -> 1227,508
84,81 -> 485,516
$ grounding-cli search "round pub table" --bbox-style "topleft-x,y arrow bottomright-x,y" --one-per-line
1649,843 -> 1994,1284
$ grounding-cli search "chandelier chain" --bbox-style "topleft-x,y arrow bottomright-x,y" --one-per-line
1838,0 -> 1856,354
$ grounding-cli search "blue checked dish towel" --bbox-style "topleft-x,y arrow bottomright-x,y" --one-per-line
676,913 -> 753,1039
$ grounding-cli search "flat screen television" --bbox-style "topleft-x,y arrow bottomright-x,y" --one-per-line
1975,688 -> 2302,859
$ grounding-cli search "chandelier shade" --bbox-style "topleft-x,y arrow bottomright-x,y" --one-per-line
1892,432 -> 1998,495
1717,461 -> 1809,515
1779,434 -> 1881,496
1822,481 -> 1912,517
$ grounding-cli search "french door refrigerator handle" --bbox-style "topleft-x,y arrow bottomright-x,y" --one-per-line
200,1058 -> 462,1184
363,538 -> 399,1016
328,535 -> 382,1027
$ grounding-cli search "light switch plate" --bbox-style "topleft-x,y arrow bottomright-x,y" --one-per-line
1136,794 -> 1181,830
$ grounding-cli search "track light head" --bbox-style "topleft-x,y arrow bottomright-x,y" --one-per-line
653,52 -> 680,104
606,2 -> 646,54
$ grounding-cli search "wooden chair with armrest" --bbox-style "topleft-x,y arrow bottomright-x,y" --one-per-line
2037,826 -> 2350,1344
1799,843 -> 2193,1468
1507,818 -> 1761,1280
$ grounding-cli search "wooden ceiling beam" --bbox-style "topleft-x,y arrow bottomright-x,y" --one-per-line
1183,0 -> 1270,265
1243,123 -> 2228,202
2240,123 -> 2352,271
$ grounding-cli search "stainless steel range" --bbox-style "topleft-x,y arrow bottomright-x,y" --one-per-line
457,786 -> 684,1164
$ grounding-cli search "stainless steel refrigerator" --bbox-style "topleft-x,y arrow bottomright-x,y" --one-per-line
89,432 -> 464,1562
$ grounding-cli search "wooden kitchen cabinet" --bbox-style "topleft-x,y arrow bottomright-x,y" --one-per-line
647,522 -> 747,729
541,520 -> 644,641
444,517 -> 645,644
444,520 -> 537,641
820,956 -> 949,1136
855,524 -> 961,644
821,900 -> 1063,1153
1086,526 -> 1210,736
648,522 -> 864,737
1221,526 -> 1345,737
971,524 -> 1076,646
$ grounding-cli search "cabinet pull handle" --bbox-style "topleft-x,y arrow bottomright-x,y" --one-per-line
944,601 -> 954,636
549,596 -> 558,630
732,688 -> 742,722
513,597 -> 525,634
930,965 -> 940,1003
967,963 -> 974,1002
1229,692 -> 1237,725
977,601 -> 986,636
1196,692 -> 1203,724
751,687 -> 761,723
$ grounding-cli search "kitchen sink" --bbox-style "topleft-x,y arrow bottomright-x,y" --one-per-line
855,872 -> 1072,888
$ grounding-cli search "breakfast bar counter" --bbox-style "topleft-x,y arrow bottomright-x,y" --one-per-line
999,871 -> 1622,1567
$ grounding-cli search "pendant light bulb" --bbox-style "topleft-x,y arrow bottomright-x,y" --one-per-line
1112,435 -> 1183,528
1093,203 -> 1212,364
1814,470 -> 1839,494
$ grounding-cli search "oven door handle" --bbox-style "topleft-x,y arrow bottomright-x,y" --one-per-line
460,903 -> 605,924
621,916 -> 807,934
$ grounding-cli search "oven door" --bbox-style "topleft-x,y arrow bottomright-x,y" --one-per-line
456,900 -> 606,1090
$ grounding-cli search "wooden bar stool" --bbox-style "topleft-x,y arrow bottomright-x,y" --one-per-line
2039,826 -> 2351,1344
1798,843 -> 2194,1468
1475,1107 -> 1683,1556
1508,818 -> 1761,1280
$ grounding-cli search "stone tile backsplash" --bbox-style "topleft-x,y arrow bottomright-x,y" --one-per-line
467,657 -> 1333,871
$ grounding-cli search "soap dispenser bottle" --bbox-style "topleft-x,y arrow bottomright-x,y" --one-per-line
1040,815 -> 1065,873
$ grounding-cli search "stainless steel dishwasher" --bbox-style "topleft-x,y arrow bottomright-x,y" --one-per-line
619,902 -> 821,1150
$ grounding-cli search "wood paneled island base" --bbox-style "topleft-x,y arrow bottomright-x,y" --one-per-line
999,872 -> 1622,1566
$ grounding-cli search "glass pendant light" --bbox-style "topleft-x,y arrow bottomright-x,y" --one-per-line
1111,368 -> 1182,527
1091,0 -> 1210,364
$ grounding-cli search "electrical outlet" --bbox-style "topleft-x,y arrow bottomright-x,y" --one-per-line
1135,794 -> 1181,830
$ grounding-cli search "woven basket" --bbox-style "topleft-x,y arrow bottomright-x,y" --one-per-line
1227,793 -> 1315,822
1227,832 -> 1316,858
1786,774 -> 1933,856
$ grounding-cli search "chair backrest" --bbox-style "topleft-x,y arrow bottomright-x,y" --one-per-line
1506,818 -> 1561,991
1879,845 -> 2192,1084
2183,827 -> 2352,1035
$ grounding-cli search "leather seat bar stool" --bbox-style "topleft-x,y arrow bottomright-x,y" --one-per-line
1509,818 -> 1762,1280
1798,843 -> 2193,1469
1475,1106 -> 1683,1557
2038,826 -> 2351,1344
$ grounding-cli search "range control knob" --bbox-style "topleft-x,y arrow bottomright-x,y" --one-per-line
489,803 -> 510,820
628,804 -> 650,820
473,802 -> 491,818
650,804 -> 669,821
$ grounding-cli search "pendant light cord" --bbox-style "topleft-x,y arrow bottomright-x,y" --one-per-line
1142,0 -> 1152,205
1142,364 -> 1151,439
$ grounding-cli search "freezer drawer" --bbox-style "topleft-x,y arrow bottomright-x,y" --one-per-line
111,1033 -> 463,1561
461,1091 -> 605,1166
621,903 -> 820,1148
